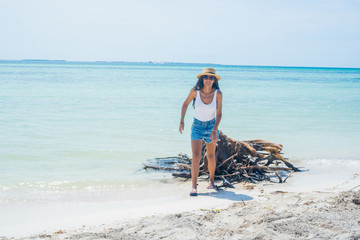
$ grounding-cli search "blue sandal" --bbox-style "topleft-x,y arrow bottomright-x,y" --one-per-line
190,189 -> 198,197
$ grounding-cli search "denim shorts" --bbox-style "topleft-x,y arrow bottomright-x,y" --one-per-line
191,118 -> 219,143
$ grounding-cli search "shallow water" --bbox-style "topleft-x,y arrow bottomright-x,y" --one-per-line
0,60 -> 359,204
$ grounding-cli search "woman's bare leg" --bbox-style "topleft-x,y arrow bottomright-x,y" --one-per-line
191,140 -> 203,191
206,141 -> 217,186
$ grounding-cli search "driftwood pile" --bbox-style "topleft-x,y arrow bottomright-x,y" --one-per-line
144,131 -> 300,188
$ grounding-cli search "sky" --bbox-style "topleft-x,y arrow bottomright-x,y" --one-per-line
0,0 -> 359,68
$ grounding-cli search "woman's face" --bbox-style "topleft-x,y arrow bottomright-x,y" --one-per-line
202,75 -> 215,88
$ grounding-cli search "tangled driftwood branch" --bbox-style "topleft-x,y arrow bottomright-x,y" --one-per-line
144,131 -> 300,188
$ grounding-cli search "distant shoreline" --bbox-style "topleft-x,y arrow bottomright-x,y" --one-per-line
0,59 -> 359,70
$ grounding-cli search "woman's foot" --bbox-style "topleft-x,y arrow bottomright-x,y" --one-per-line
189,188 -> 198,197
207,181 -> 216,189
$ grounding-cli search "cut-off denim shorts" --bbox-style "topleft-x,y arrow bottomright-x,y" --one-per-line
191,118 -> 219,143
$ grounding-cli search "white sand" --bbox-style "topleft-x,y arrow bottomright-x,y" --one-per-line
1,160 -> 360,240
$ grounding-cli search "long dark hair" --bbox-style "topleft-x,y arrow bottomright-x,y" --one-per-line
192,76 -> 220,107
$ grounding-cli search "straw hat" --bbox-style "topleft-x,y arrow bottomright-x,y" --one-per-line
196,68 -> 221,81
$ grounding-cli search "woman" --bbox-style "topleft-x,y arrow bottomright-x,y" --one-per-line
179,68 -> 223,197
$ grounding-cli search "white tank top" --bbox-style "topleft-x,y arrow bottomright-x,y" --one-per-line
194,90 -> 218,121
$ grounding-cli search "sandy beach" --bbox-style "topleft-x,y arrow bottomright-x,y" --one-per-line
60,189 -> 359,240
1,161 -> 359,240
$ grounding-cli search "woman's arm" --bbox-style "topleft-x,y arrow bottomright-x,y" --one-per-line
210,91 -> 223,142
179,89 -> 196,134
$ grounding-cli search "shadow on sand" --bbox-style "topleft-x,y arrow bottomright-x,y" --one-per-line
197,189 -> 253,202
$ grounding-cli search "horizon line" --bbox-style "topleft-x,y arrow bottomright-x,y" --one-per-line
0,59 -> 359,70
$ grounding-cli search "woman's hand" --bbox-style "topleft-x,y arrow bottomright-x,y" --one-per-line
179,122 -> 184,134
210,130 -> 217,143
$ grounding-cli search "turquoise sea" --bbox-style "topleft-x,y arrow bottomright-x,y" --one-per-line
1,60 -> 360,204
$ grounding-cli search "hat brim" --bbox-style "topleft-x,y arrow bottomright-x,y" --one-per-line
196,73 -> 221,81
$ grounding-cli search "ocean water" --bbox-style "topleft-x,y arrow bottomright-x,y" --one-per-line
1,60 -> 360,204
